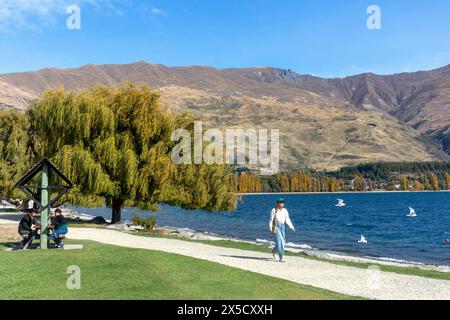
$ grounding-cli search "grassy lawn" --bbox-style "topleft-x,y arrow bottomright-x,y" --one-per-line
129,231 -> 450,281
0,240 -> 357,300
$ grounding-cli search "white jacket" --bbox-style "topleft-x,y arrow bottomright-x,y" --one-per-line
269,208 -> 295,232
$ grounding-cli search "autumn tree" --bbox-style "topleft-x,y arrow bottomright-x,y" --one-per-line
444,172 -> 450,190
27,84 -> 236,223
400,176 -> 409,191
423,176 -> 432,190
414,180 -> 424,191
289,172 -> 301,192
353,175 -> 364,191
277,175 -> 290,192
236,173 -> 262,193
430,173 -> 440,191
387,178 -> 397,191
330,178 -> 340,192
442,179 -> 448,191
228,174 -> 239,193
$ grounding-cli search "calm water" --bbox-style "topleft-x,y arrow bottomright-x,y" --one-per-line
71,192 -> 450,266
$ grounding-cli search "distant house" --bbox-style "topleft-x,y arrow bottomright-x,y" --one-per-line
349,179 -> 355,190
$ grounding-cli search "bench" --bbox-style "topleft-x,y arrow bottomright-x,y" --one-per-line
20,234 -> 39,250
51,234 -> 66,249
20,234 -> 66,249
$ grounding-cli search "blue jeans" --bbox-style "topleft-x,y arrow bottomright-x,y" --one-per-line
272,223 -> 286,260
48,226 -> 68,245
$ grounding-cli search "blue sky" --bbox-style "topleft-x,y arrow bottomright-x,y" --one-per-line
0,0 -> 449,77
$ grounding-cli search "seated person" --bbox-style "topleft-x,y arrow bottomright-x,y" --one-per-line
18,209 -> 40,248
48,208 -> 68,247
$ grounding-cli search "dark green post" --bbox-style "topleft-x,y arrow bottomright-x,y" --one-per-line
40,162 -> 49,249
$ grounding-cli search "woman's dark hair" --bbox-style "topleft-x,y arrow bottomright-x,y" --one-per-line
54,208 -> 62,214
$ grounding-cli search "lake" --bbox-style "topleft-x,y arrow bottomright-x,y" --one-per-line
70,192 -> 450,266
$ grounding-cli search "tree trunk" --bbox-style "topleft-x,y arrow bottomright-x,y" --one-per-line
111,198 -> 125,224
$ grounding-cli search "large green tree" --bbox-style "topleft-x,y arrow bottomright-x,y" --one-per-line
0,110 -> 30,200
27,84 -> 236,223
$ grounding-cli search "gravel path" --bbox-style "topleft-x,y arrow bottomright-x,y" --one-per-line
68,228 -> 450,300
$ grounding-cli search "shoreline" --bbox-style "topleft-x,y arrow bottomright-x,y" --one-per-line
67,227 -> 450,300
236,190 -> 450,195
2,208 -> 449,273
50,208 -> 450,272
157,225 -> 450,273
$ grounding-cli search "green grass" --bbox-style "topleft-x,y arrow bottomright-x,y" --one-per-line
67,221 -> 103,228
0,240 -> 357,300
129,231 -> 450,281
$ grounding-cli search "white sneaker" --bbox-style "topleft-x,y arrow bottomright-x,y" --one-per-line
272,251 -> 278,260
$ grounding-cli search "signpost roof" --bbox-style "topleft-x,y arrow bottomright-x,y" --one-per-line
15,157 -> 74,212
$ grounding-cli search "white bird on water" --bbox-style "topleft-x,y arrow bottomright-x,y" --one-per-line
358,234 -> 368,244
335,199 -> 346,207
407,207 -> 417,217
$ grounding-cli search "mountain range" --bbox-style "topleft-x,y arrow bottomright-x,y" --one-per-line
1,61 -> 450,171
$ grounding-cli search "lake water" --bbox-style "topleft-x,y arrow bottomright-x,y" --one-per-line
70,192 -> 450,266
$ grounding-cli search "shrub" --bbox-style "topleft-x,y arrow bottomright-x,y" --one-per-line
131,214 -> 157,231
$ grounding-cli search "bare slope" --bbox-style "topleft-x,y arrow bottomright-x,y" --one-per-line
1,62 -> 449,170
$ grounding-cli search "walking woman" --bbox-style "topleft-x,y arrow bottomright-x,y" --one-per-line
269,198 -> 296,262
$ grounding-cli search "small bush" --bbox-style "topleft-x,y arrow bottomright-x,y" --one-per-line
131,214 -> 157,231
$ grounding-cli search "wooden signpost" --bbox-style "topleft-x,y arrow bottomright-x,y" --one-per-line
15,158 -> 73,250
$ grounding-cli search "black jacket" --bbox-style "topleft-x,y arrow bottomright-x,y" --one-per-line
18,214 -> 37,235
51,215 -> 67,230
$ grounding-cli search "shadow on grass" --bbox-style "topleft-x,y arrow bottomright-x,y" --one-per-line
0,241 -> 23,251
221,254 -> 275,262
1,241 -> 59,251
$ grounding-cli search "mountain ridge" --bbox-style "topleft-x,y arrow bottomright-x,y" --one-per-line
1,61 -> 450,171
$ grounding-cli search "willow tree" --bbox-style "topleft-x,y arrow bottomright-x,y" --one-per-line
0,110 -> 30,200
27,83 -> 236,223
159,163 -> 236,211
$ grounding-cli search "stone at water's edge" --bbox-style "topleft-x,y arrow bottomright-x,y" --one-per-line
90,216 -> 107,224
106,222 -> 143,232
